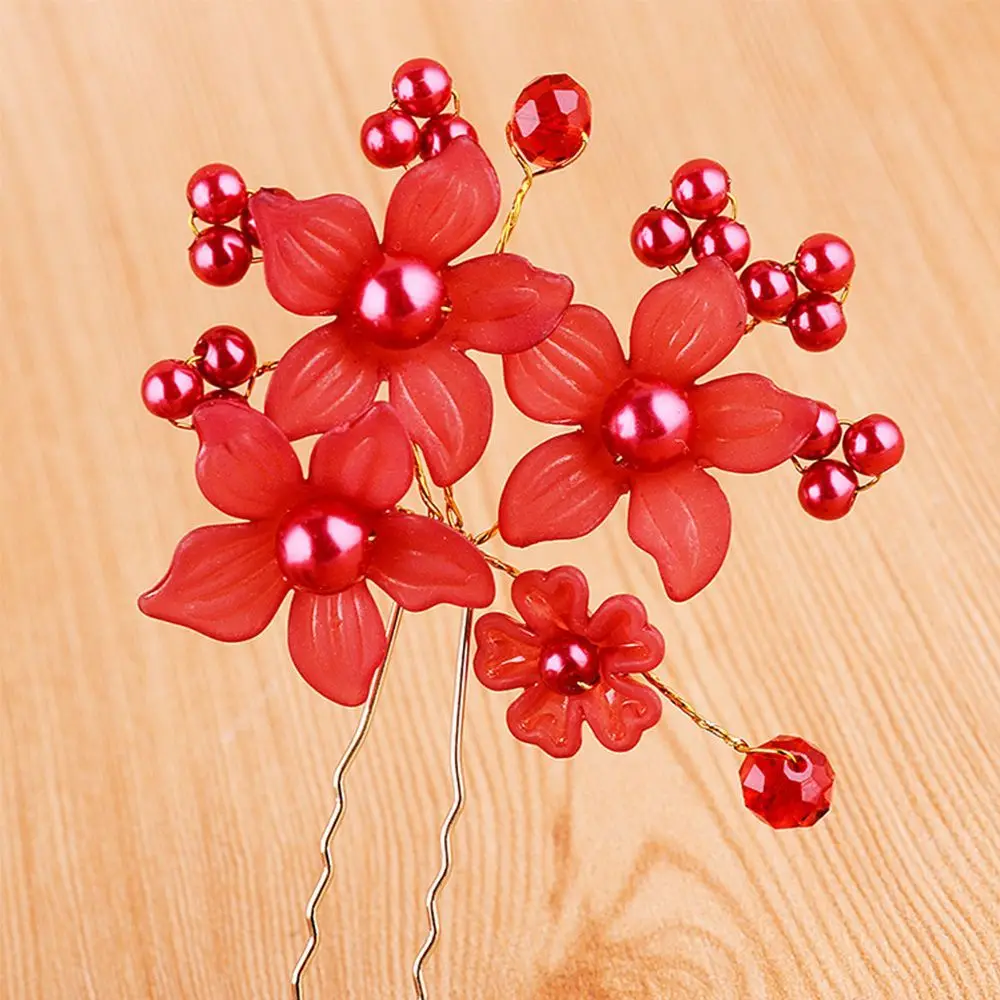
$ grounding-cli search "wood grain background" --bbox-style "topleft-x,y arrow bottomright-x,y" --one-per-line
2,2 -> 999,998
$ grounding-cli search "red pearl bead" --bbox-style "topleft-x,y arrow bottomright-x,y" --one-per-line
360,109 -> 420,169
510,73 -> 592,169
141,360 -> 204,420
786,292 -> 847,352
670,158 -> 731,219
354,257 -> 448,349
843,414 -> 904,476
692,217 -> 751,270
540,635 -> 601,695
193,325 -> 258,389
740,735 -> 834,829
188,226 -> 252,286
419,114 -> 478,160
276,500 -> 371,594
240,187 -> 292,248
186,163 -> 247,225
798,460 -> 858,520
740,259 -> 798,321
392,58 -> 453,118
796,402 -> 842,460
795,233 -> 855,293
630,208 -> 692,269
600,377 -> 693,471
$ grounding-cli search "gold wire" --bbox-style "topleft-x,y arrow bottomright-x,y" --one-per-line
244,360 -> 278,402
790,455 -> 809,475
188,211 -> 202,238
472,522 -> 499,546
289,604 -> 405,1000
412,606 -> 474,999
481,552 -> 520,579
168,418 -> 195,432
412,446 -> 445,521
726,191 -> 739,219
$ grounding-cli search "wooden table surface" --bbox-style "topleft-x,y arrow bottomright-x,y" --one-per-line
3,2 -> 999,998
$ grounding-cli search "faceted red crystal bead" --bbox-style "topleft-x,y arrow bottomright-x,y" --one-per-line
240,187 -> 292,248
843,414 -> 904,476
360,109 -> 421,169
740,735 -> 834,829
786,292 -> 847,352
798,459 -> 858,520
795,233 -> 855,293
670,158 -> 731,219
692,217 -> 751,270
741,259 -> 798,321
392,58 -> 453,118
419,114 -> 478,160
186,163 -> 247,225
141,360 -> 204,420
630,208 -> 692,268
510,73 -> 591,169
188,226 -> 252,286
796,401 -> 842,460
193,325 -> 258,389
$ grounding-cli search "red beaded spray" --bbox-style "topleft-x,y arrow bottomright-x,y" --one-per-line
139,60 -> 903,998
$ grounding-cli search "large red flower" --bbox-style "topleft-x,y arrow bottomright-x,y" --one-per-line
251,137 -> 573,486
499,259 -> 818,601
474,566 -> 664,758
139,398 -> 495,705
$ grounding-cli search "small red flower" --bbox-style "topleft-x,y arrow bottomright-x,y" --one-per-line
251,138 -> 574,486
139,398 -> 495,706
499,259 -> 818,601
474,566 -> 664,758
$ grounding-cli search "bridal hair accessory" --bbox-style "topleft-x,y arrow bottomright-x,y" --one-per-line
138,59 -> 904,998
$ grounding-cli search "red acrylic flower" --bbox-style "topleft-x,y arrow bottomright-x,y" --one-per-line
499,259 -> 818,601
251,137 -> 574,486
138,398 -> 495,706
474,566 -> 664,758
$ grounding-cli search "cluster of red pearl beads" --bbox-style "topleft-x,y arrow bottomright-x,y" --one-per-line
141,326 -> 258,421
360,58 -> 478,169
796,407 -> 905,519
186,164 -> 259,287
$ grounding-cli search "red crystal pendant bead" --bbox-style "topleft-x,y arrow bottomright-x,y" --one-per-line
740,736 -> 834,829
843,414 -> 904,476
510,73 -> 591,169
539,635 -> 601,695
600,377 -> 693,471
798,459 -> 858,520
193,325 -> 258,389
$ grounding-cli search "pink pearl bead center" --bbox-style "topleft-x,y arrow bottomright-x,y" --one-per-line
600,377 -> 694,471
275,499 -> 370,594
354,256 -> 448,349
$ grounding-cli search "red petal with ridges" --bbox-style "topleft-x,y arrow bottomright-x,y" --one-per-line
138,523 -> 287,641
629,258 -> 747,386
581,675 -> 663,752
505,683 -> 584,758
585,595 -> 665,674
445,253 -> 573,354
367,512 -> 495,611
510,566 -> 591,637
689,374 -> 819,473
308,403 -> 414,511
264,320 -> 380,440
627,462 -> 732,601
382,138 -> 501,269
251,190 -> 381,315
193,399 -> 304,519
503,305 -> 628,425
286,585 -> 387,706
498,431 -> 626,546
473,613 -> 543,691
387,343 -> 492,486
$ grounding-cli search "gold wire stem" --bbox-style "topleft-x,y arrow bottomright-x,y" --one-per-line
412,606 -> 474,999
643,671 -> 798,765
472,522 -> 499,546
482,551 -> 520,579
188,211 -> 202,238
791,455 -> 809,475
289,605 -> 404,1000
442,485 -> 465,530
168,418 -> 195,432
244,360 -> 278,402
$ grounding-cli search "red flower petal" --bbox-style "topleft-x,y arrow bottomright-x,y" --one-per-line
308,403 -> 414,512
286,584 -> 387,706
445,253 -> 573,354
251,190 -> 381,315
627,462 -> 732,601
585,594 -> 665,674
511,566 -> 590,637
382,137 -> 501,269
192,399 -> 304,519
264,320 -> 380,440
473,613 -> 543,691
498,431 -> 626,546
387,343 -> 492,486
689,374 -> 819,473
503,305 -> 627,425
629,258 -> 747,386
138,523 -> 287,641
581,674 -> 662,753
367,512 -> 495,611
505,683 -> 584,758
